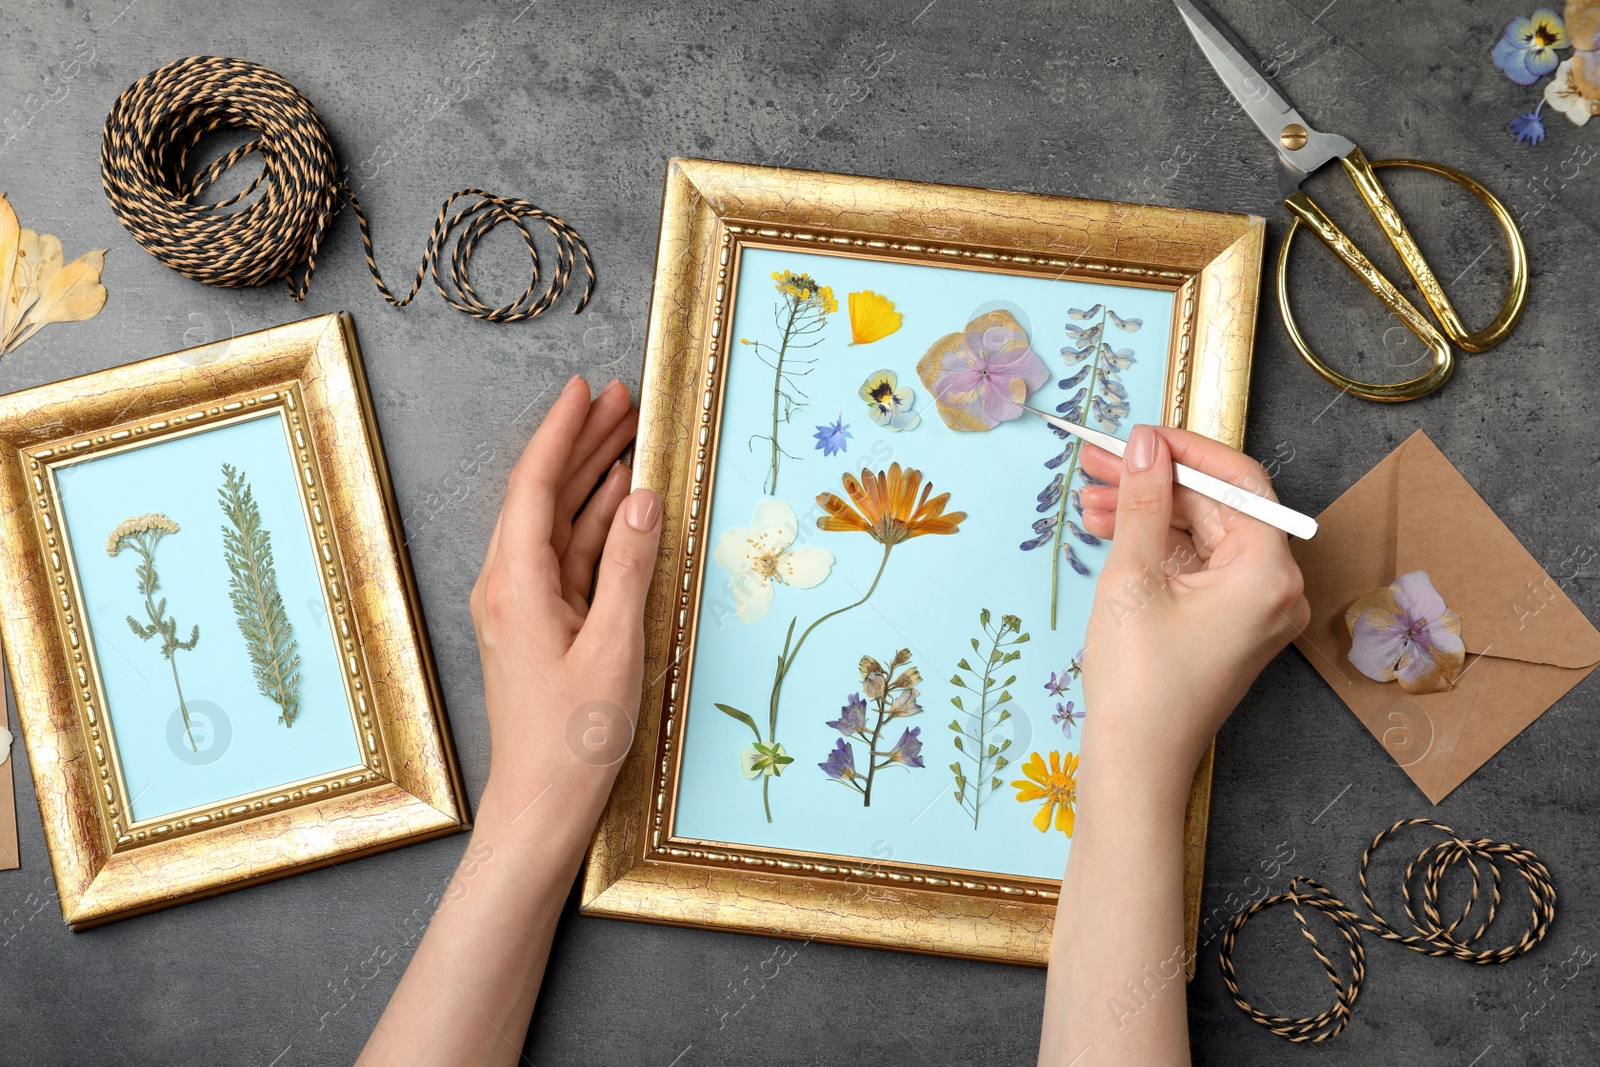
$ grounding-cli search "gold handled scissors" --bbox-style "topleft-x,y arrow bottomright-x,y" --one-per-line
1175,0 -> 1529,402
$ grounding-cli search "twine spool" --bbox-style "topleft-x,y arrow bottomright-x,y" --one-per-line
100,55 -> 594,320
1219,819 -> 1556,1043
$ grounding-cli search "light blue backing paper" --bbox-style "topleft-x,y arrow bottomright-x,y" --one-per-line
56,412 -> 362,822
673,246 -> 1175,881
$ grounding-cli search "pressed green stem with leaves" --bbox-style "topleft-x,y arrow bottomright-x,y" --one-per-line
108,514 -> 200,751
741,270 -> 834,495
219,464 -> 303,727
950,610 -> 1027,829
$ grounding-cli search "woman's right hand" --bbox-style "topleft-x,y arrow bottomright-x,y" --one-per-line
1073,424 -> 1310,798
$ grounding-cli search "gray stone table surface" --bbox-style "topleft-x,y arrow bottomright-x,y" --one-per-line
2,0 -> 1597,1063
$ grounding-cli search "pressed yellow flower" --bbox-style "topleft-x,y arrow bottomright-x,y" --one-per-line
847,290 -> 902,345
1012,750 -> 1078,836
106,512 -> 181,555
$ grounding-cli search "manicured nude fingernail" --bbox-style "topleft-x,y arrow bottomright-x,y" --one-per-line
624,488 -> 660,531
1126,425 -> 1155,473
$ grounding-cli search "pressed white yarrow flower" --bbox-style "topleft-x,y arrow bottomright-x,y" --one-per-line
105,512 -> 180,555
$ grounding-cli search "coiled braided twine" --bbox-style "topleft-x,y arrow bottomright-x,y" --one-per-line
100,56 -> 593,320
1219,818 -> 1557,1043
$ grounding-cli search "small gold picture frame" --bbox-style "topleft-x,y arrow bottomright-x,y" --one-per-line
583,159 -> 1264,967
0,312 -> 467,929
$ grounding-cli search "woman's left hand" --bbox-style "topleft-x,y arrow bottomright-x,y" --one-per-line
469,375 -> 661,847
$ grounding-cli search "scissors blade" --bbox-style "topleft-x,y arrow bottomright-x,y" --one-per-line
1172,0 -> 1354,190
1021,406 -> 1319,540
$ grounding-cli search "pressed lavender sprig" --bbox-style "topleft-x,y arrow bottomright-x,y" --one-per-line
1019,304 -> 1140,629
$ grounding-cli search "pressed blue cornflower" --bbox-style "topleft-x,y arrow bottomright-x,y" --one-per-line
1509,104 -> 1548,145
812,412 -> 851,456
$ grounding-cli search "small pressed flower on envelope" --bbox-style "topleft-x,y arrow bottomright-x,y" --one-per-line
1345,571 -> 1466,694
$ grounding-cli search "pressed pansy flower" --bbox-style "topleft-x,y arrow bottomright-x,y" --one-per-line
1545,57 -> 1600,125
827,693 -> 868,736
742,741 -> 793,779
1052,700 -> 1084,738
816,462 -> 966,545
813,412 -> 851,456
819,738 -> 858,783
1345,570 -> 1466,694
916,309 -> 1051,432
858,368 -> 921,431
712,498 -> 834,624
1493,10 -> 1568,85
1012,750 -> 1079,837
883,727 -> 924,768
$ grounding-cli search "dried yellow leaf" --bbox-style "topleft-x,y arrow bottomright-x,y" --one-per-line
0,195 -> 18,343
9,249 -> 107,351
0,192 -> 108,356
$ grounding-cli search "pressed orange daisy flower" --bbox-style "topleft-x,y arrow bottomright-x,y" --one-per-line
815,462 -> 966,545
1012,750 -> 1078,837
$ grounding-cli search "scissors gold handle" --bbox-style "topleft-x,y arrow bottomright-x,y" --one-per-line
1277,148 -> 1530,403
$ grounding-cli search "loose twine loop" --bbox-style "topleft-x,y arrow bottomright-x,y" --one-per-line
1219,818 -> 1557,1044
99,56 -> 594,321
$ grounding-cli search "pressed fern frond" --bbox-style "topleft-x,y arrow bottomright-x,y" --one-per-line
219,464 -> 302,727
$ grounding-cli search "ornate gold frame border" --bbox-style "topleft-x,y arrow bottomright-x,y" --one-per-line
0,312 -> 468,929
583,159 -> 1264,967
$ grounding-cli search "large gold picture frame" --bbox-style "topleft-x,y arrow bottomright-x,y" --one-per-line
583,158 -> 1264,967
0,312 -> 467,929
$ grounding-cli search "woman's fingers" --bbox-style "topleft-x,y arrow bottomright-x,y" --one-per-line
1101,426 -> 1175,577
579,487 -> 663,670
500,377 -> 592,574
1079,430 -> 1282,557
559,462 -> 632,610
551,384 -> 637,552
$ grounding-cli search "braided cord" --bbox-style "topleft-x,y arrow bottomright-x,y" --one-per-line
100,56 -> 594,320
1218,819 -> 1557,1043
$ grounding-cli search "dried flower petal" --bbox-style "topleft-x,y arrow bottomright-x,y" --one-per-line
1345,570 -> 1465,694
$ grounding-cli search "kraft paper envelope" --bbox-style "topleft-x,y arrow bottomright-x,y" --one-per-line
1291,431 -> 1600,804
0,747 -> 14,870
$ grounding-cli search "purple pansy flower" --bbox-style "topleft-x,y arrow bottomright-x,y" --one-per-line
1345,570 -> 1466,694
819,738 -> 858,781
883,727 -> 924,768
827,693 -> 868,736
813,413 -> 852,457
1493,10 -> 1568,86
1052,700 -> 1084,738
